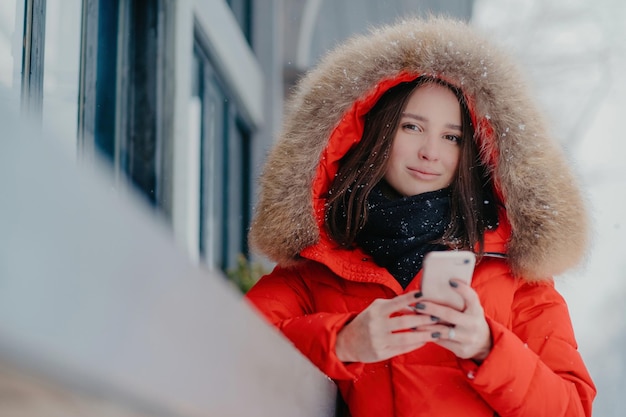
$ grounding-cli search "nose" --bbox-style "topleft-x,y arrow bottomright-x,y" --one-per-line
417,136 -> 439,161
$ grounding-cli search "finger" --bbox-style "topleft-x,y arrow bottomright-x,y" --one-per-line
377,291 -> 425,316
388,328 -> 433,350
414,301 -> 464,327
446,325 -> 458,342
417,323 -> 459,340
449,279 -> 482,314
388,313 -> 440,333
364,328 -> 433,361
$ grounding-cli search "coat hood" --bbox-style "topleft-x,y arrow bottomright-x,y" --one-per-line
249,17 -> 589,281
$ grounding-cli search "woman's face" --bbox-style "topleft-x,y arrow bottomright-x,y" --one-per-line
384,83 -> 462,197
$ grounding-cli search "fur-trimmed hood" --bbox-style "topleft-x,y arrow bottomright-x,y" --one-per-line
249,17 -> 589,281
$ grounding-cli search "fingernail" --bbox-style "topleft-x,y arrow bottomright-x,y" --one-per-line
431,332 -> 441,339
430,315 -> 439,322
414,291 -> 423,298
414,302 -> 426,310
449,280 -> 458,288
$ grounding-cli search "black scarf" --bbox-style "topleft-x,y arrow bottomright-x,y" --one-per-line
355,184 -> 451,289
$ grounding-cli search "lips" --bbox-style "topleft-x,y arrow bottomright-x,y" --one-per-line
408,167 -> 439,179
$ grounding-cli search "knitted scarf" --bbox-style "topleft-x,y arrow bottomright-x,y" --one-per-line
355,185 -> 451,288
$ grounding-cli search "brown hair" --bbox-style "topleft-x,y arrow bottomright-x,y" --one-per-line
324,76 -> 500,254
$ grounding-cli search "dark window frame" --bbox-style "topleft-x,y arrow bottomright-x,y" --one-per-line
20,0 -> 47,119
118,0 -> 161,205
193,26 -> 254,272
194,44 -> 227,270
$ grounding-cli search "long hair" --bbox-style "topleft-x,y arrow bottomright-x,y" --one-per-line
324,76 -> 500,254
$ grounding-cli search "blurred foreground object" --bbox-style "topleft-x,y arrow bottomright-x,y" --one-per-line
0,96 -> 335,416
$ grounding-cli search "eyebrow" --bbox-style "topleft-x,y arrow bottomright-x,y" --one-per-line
402,112 -> 462,131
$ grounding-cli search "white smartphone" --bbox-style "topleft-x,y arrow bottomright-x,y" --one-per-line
421,251 -> 476,311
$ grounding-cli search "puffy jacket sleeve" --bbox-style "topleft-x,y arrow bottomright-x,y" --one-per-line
458,280 -> 596,417
245,266 -> 363,380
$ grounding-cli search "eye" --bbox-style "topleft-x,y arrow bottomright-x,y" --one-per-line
402,123 -> 422,132
443,134 -> 461,143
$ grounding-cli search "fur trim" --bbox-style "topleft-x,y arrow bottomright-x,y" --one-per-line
249,17 -> 589,281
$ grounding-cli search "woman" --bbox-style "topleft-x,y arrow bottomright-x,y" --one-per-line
245,17 -> 595,416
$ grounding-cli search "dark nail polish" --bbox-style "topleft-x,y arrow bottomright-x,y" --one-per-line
431,331 -> 441,339
430,315 -> 439,322
414,291 -> 423,298
414,302 -> 426,310
449,280 -> 458,288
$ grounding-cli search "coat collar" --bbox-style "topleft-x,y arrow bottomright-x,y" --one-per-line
300,208 -> 512,294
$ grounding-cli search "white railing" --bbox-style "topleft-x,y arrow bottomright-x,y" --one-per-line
0,100 -> 336,417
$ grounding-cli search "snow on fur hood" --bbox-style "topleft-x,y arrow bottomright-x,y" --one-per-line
249,17 -> 589,281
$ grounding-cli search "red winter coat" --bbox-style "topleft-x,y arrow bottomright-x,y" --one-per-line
246,18 -> 595,417
248,217 -> 595,416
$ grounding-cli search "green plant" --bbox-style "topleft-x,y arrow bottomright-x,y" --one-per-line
226,254 -> 269,293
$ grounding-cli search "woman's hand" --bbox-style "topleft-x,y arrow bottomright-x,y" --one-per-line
418,279 -> 492,361
335,291 -> 441,363
335,282 -> 492,364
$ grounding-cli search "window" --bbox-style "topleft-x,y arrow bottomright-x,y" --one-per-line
118,0 -> 161,205
226,120 -> 252,266
0,0 -> 81,153
0,0 -> 25,108
4,0 -> 255,273
20,0 -> 46,118
193,34 -> 253,271
42,0 -> 82,153
78,0 -> 174,213
79,0 -> 120,164
193,49 -> 225,269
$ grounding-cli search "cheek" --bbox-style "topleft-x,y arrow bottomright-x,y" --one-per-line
387,142 -> 405,169
445,148 -> 461,171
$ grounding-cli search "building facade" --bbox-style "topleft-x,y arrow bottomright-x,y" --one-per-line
1,0 -> 473,275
